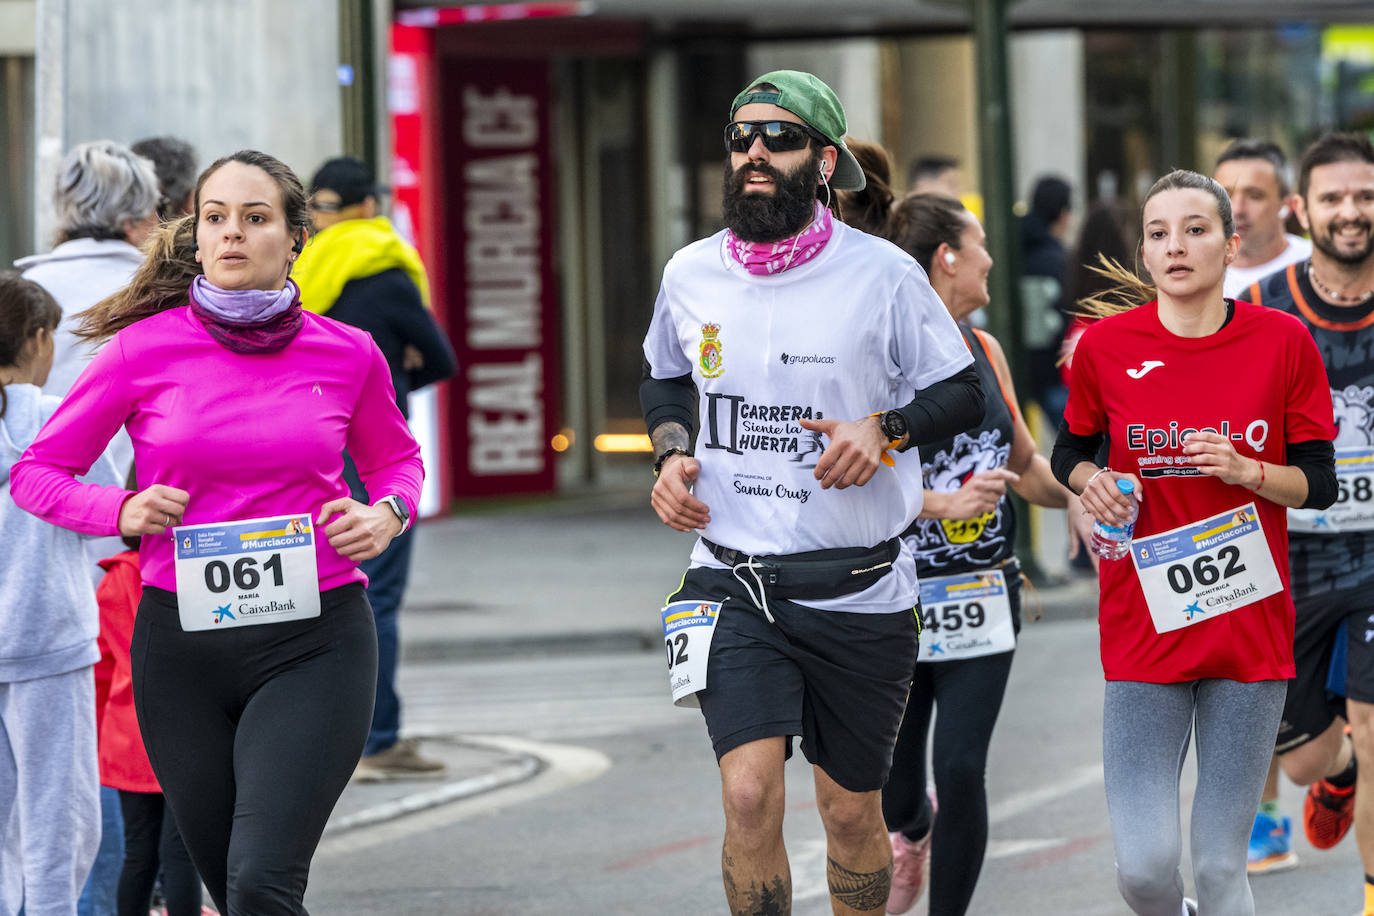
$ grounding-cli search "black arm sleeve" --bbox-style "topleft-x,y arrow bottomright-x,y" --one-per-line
393,290 -> 458,393
895,363 -> 984,450
639,360 -> 697,437
1289,439 -> 1337,510
1048,424 -> 1337,507
1051,421 -> 1105,491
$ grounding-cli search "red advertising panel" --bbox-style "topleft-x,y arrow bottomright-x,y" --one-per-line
388,23 -> 450,513
441,58 -> 559,496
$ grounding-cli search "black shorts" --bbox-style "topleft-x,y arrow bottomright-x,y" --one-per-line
1276,584 -> 1374,753
669,566 -> 921,793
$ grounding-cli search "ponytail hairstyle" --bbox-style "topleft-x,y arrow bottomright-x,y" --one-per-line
838,138 -> 896,237
1076,168 -> 1234,319
78,150 -> 310,343
887,192 -> 969,273
0,271 -> 63,420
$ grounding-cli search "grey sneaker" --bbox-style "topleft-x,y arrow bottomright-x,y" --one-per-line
354,737 -> 447,782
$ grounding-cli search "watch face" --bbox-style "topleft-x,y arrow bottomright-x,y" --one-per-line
883,411 -> 907,440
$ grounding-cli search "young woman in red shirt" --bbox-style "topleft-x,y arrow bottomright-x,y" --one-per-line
1051,169 -> 1337,915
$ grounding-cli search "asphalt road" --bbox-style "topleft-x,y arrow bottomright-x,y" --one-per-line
305,620 -> 1366,915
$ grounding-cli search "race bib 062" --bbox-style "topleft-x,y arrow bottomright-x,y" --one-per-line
1131,503 -> 1281,634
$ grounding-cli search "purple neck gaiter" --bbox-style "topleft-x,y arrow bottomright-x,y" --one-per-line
189,275 -> 304,354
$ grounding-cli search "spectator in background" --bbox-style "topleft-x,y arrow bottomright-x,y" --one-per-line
131,136 -> 199,220
13,139 -> 158,916
908,154 -> 961,198
0,272 -> 122,916
93,491 -> 206,916
1019,175 -> 1073,426
296,156 -> 457,782
1214,139 -> 1312,301
16,141 -> 158,403
1060,199 -> 1132,385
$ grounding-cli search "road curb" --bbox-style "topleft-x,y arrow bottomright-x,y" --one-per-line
400,628 -> 661,663
323,745 -> 543,837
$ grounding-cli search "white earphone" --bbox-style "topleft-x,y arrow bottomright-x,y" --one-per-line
1278,204 -> 1291,220
944,252 -> 957,266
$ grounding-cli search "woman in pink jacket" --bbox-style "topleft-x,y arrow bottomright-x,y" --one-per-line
13,150 -> 423,916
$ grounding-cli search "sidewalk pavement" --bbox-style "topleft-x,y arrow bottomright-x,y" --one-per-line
327,488 -> 1102,835
398,486 -> 1102,661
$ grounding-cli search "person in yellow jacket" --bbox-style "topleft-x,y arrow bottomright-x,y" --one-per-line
299,156 -> 457,781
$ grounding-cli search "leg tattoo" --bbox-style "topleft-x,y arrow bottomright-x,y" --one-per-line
723,847 -> 790,916
826,856 -> 891,912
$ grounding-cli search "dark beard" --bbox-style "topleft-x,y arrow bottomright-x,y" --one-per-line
1312,217 -> 1374,266
721,149 -> 822,243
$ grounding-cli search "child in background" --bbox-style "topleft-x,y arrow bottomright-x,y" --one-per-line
0,271 -> 120,914
95,483 -> 210,916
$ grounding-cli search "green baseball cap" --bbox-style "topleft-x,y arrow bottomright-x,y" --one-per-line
730,69 -> 866,191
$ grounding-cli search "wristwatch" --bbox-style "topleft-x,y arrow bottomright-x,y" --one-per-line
879,410 -> 909,449
378,495 -> 411,533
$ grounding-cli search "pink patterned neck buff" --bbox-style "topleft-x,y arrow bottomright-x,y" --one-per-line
726,202 -> 834,276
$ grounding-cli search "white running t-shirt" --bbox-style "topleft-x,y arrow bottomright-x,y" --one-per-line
642,220 -> 974,613
1224,234 -> 1313,300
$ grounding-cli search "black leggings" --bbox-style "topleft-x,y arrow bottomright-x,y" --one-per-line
883,581 -> 1019,916
117,790 -> 201,916
132,583 -> 377,916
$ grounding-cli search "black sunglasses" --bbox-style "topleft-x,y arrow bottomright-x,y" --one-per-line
724,120 -> 827,154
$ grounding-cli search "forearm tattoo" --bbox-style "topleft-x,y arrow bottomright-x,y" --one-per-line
826,856 -> 891,912
651,421 -> 691,459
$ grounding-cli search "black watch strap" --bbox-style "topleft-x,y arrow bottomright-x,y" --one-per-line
880,410 -> 908,444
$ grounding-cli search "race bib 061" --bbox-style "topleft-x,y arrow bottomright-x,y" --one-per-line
173,513 -> 322,631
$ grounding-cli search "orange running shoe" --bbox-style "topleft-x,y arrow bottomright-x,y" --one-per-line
1303,777 -> 1355,849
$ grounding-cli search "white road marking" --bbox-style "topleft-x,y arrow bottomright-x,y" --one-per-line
792,763 -> 1103,905
316,736 -> 610,859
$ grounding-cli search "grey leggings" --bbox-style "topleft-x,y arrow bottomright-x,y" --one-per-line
1103,679 -> 1285,916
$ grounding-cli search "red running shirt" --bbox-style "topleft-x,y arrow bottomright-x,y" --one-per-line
1064,300 -> 1335,683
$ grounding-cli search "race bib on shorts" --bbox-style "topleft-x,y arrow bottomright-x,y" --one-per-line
1288,446 -> 1374,534
660,599 -> 720,708
173,513 -> 321,631
917,569 -> 1015,662
1131,503 -> 1282,634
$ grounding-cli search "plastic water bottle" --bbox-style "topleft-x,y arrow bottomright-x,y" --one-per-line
1091,478 -> 1138,561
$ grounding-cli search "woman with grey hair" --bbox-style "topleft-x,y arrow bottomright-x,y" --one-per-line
16,140 -> 160,399
12,139 -> 157,916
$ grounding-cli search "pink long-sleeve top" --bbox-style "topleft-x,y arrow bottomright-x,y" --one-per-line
12,306 -> 424,594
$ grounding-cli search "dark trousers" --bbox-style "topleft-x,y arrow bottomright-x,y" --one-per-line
884,568 -> 1020,916
132,584 -> 377,916
116,791 -> 200,916
343,451 -> 414,757
360,527 -> 413,756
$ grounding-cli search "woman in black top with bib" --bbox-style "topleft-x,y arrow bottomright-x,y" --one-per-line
844,171 -> 1072,915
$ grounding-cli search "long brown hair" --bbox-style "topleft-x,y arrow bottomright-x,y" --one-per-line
78,150 -> 310,343
0,272 -> 63,420
837,138 -> 895,237
1076,169 -> 1235,319
838,138 -> 971,272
